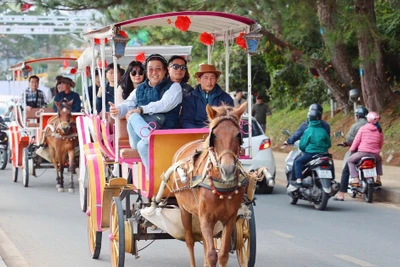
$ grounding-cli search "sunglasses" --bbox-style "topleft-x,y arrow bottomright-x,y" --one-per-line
169,64 -> 187,71
131,70 -> 144,76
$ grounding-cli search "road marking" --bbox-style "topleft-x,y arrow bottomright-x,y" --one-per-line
0,227 -> 29,267
270,230 -> 294,238
334,254 -> 376,266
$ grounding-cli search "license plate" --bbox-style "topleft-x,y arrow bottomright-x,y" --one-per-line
363,168 -> 377,177
318,170 -> 332,178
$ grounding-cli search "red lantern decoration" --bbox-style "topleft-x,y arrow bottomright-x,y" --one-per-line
136,52 -> 146,63
63,60 -> 69,69
24,65 -> 32,72
175,16 -> 191,32
70,68 -> 77,75
21,3 -> 33,12
97,59 -> 108,69
94,38 -> 109,45
119,30 -> 128,38
236,32 -> 247,50
199,32 -> 214,46
13,70 -> 19,76
85,66 -> 90,77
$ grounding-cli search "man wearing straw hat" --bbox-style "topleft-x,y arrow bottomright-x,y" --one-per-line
53,77 -> 82,112
180,64 -> 233,128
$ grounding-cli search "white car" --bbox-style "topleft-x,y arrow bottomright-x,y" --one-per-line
240,115 -> 276,194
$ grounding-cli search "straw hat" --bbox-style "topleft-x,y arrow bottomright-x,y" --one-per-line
195,64 -> 221,79
60,77 -> 76,88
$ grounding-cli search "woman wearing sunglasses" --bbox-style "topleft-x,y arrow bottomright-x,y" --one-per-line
116,61 -> 146,105
109,54 -> 182,178
167,55 -> 193,97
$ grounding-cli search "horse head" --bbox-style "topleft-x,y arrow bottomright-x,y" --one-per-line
206,102 -> 247,183
55,99 -> 73,135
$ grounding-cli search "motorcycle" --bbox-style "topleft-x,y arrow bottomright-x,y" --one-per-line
336,132 -> 378,203
282,130 -> 340,210
0,117 -> 9,170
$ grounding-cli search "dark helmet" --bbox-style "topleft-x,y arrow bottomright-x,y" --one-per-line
308,109 -> 321,121
309,103 -> 323,114
355,106 -> 368,118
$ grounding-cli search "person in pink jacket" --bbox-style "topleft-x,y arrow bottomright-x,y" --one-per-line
347,111 -> 383,186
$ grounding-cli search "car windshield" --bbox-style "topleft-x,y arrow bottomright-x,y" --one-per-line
241,118 -> 263,138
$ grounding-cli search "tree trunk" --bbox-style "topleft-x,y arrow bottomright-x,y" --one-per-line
355,0 -> 392,111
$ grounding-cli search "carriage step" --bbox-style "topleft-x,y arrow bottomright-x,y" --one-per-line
120,148 -> 140,159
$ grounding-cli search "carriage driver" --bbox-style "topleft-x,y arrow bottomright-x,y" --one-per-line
179,64 -> 233,128
53,77 -> 82,113
21,75 -> 48,111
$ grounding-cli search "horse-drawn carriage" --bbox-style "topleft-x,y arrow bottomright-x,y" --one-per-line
7,58 -> 83,189
79,11 -> 270,267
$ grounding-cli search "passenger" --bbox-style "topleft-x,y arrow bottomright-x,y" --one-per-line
116,61 -> 145,105
347,111 -> 383,187
50,75 -> 64,98
334,106 -> 368,201
109,54 -> 182,177
167,55 -> 193,97
287,109 -> 331,192
21,75 -> 48,111
180,64 -> 233,128
53,77 -> 82,112
87,69 -> 100,110
96,63 -> 123,113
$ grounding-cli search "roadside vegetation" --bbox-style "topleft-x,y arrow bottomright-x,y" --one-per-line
267,99 -> 400,167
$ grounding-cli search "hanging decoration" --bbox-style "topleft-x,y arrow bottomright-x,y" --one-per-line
94,38 -> 109,45
136,52 -> 146,63
21,3 -> 33,12
70,68 -> 77,75
199,32 -> 214,46
85,66 -> 90,77
175,16 -> 191,32
97,59 -> 108,69
236,32 -> 246,50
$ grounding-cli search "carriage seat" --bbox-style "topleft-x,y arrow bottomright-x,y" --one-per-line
118,117 -> 131,148
120,148 -> 140,159
25,108 -> 54,128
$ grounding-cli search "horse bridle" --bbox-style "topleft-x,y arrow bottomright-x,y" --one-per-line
207,115 -> 243,168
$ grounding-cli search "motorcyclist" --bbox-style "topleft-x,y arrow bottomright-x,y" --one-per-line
334,106 -> 368,201
287,108 -> 331,192
347,111 -> 383,187
284,103 -> 331,182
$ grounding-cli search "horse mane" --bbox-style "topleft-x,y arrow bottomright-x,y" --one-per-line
207,104 -> 240,129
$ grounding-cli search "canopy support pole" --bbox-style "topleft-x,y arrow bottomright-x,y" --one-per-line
225,32 -> 230,93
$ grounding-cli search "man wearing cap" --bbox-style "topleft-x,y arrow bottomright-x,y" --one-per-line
21,75 -> 47,111
180,64 -> 233,128
53,77 -> 82,112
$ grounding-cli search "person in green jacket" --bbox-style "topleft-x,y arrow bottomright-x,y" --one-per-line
292,108 -> 331,187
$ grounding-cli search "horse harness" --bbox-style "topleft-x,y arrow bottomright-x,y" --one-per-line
43,104 -> 78,142
171,115 -> 249,200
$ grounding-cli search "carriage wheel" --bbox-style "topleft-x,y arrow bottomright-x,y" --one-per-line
236,204 -> 256,267
79,170 -> 87,212
22,148 -> 29,187
110,196 -> 132,267
12,164 -> 18,182
28,158 -> 35,177
87,183 -> 102,259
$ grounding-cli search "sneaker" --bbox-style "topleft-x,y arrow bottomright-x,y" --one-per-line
287,184 -> 299,193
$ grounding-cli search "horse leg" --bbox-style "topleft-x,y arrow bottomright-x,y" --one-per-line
200,217 -> 217,267
68,149 -> 75,193
218,215 -> 237,267
181,208 -> 196,267
58,154 -> 65,192
48,146 -> 61,188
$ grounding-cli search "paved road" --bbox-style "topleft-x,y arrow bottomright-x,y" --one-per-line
1,158 -> 400,267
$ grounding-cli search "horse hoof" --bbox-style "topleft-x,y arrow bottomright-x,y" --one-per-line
68,188 -> 75,193
56,184 -> 60,188
58,188 -> 64,192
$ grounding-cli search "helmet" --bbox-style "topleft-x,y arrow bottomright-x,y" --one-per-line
355,106 -> 368,118
366,111 -> 380,124
308,109 -> 321,121
309,103 -> 323,114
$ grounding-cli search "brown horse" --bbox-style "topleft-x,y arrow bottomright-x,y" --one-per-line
172,102 -> 248,267
44,99 -> 78,192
